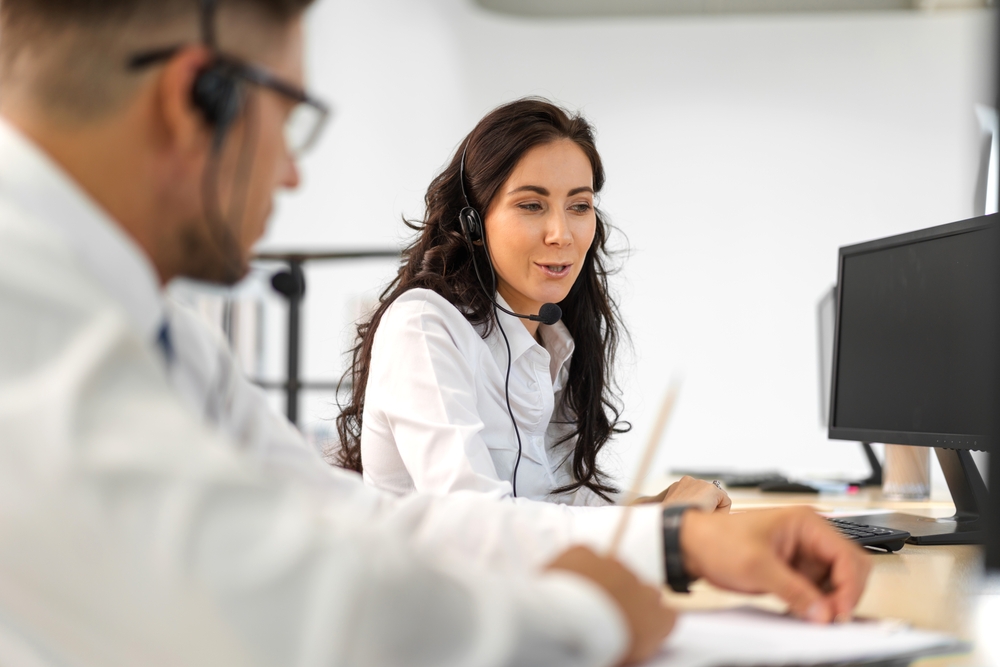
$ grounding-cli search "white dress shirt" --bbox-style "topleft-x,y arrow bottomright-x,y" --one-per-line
0,118 -> 660,665
161,285 -> 666,592
0,118 -> 646,667
362,288 -> 610,506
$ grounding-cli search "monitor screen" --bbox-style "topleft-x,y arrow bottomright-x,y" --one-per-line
829,215 -> 999,449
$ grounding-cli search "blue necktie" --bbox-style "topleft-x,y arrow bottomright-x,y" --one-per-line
156,321 -> 174,366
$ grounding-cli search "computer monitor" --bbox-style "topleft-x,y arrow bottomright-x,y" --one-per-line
987,3 -> 1000,574
829,214 -> 998,545
818,286 -> 882,487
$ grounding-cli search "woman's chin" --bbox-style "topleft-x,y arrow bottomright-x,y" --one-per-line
528,290 -> 571,308
534,276 -> 579,304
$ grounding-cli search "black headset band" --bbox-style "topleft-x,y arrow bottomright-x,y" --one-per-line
459,143 -> 474,209
200,0 -> 218,49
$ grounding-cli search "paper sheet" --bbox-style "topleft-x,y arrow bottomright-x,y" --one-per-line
645,608 -> 967,667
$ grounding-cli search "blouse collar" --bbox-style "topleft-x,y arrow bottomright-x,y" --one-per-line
492,293 -> 575,389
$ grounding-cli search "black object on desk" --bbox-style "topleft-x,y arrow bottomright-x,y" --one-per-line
828,215 -> 999,545
687,471 -> 787,488
670,470 -> 791,489
759,480 -> 820,494
826,518 -> 909,552
673,470 -> 870,493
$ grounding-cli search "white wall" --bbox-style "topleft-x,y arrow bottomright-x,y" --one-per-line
259,0 -> 994,484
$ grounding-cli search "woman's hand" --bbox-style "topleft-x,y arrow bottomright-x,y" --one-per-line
634,476 -> 731,513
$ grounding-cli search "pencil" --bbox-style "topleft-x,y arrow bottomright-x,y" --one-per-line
606,380 -> 681,557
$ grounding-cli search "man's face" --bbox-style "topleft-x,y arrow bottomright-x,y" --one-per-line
182,17 -> 304,285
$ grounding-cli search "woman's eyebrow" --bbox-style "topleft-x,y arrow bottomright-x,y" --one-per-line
508,185 -> 595,196
508,185 -> 549,196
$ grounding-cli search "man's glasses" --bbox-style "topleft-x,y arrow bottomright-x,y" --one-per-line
128,47 -> 330,156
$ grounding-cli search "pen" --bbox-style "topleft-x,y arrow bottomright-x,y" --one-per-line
606,380 -> 680,557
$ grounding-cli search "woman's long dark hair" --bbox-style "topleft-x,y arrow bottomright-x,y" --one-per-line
335,97 -> 629,501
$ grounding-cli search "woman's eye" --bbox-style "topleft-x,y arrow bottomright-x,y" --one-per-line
517,202 -> 543,211
570,202 -> 593,213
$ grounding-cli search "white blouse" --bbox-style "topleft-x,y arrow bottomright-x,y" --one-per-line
362,287 -> 611,506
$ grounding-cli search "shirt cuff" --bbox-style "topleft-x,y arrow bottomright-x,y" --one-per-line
563,503 -> 666,587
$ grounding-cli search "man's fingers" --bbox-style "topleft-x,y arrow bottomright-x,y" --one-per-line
797,516 -> 872,617
678,508 -> 873,626
756,555 -> 832,622
825,543 -> 872,618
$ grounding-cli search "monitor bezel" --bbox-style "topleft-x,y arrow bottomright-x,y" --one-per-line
827,213 -> 998,451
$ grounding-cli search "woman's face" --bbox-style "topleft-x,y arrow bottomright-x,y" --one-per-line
483,139 -> 597,324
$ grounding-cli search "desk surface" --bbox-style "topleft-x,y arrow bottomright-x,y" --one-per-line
655,484 -> 981,638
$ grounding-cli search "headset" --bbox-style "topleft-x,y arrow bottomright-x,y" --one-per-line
192,62 -> 244,152
190,0 -> 245,152
182,0 -> 262,284
458,145 -> 561,497
124,0 -> 244,149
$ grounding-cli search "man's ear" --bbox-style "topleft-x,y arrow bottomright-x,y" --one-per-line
155,46 -> 216,159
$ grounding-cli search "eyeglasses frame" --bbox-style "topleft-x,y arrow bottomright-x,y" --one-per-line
127,46 -> 330,155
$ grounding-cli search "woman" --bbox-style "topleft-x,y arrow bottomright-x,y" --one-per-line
337,98 -> 729,511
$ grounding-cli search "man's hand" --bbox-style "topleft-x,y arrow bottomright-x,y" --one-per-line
680,507 -> 872,623
636,476 -> 731,513
547,546 -> 676,665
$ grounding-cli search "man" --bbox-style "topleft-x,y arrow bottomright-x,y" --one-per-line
0,0 -> 870,665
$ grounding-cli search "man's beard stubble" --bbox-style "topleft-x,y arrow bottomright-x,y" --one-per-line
182,93 -> 259,286
177,216 -> 248,286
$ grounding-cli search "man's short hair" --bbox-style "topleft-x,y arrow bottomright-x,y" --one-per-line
0,0 -> 315,122
0,0 -> 313,24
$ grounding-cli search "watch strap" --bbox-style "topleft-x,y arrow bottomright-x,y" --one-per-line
662,504 -> 696,593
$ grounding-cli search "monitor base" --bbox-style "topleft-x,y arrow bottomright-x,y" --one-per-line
842,448 -> 991,546
839,511 -> 985,545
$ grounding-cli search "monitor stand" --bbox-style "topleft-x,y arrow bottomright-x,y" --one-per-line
852,442 -> 882,487
843,448 -> 989,545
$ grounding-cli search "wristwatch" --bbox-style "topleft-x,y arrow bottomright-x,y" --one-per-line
662,504 -> 697,593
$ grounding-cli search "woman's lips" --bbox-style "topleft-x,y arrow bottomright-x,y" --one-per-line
536,263 -> 572,278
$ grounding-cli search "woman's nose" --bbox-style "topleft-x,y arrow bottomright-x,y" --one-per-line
545,210 -> 573,246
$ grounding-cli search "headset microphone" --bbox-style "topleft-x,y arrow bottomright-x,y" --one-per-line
458,144 -> 564,497
492,300 -> 562,326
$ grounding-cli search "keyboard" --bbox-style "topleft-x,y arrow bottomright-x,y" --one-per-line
827,518 -> 910,552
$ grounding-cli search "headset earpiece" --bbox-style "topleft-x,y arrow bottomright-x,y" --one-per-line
191,62 -> 244,150
457,145 -> 486,247
459,206 -> 484,245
